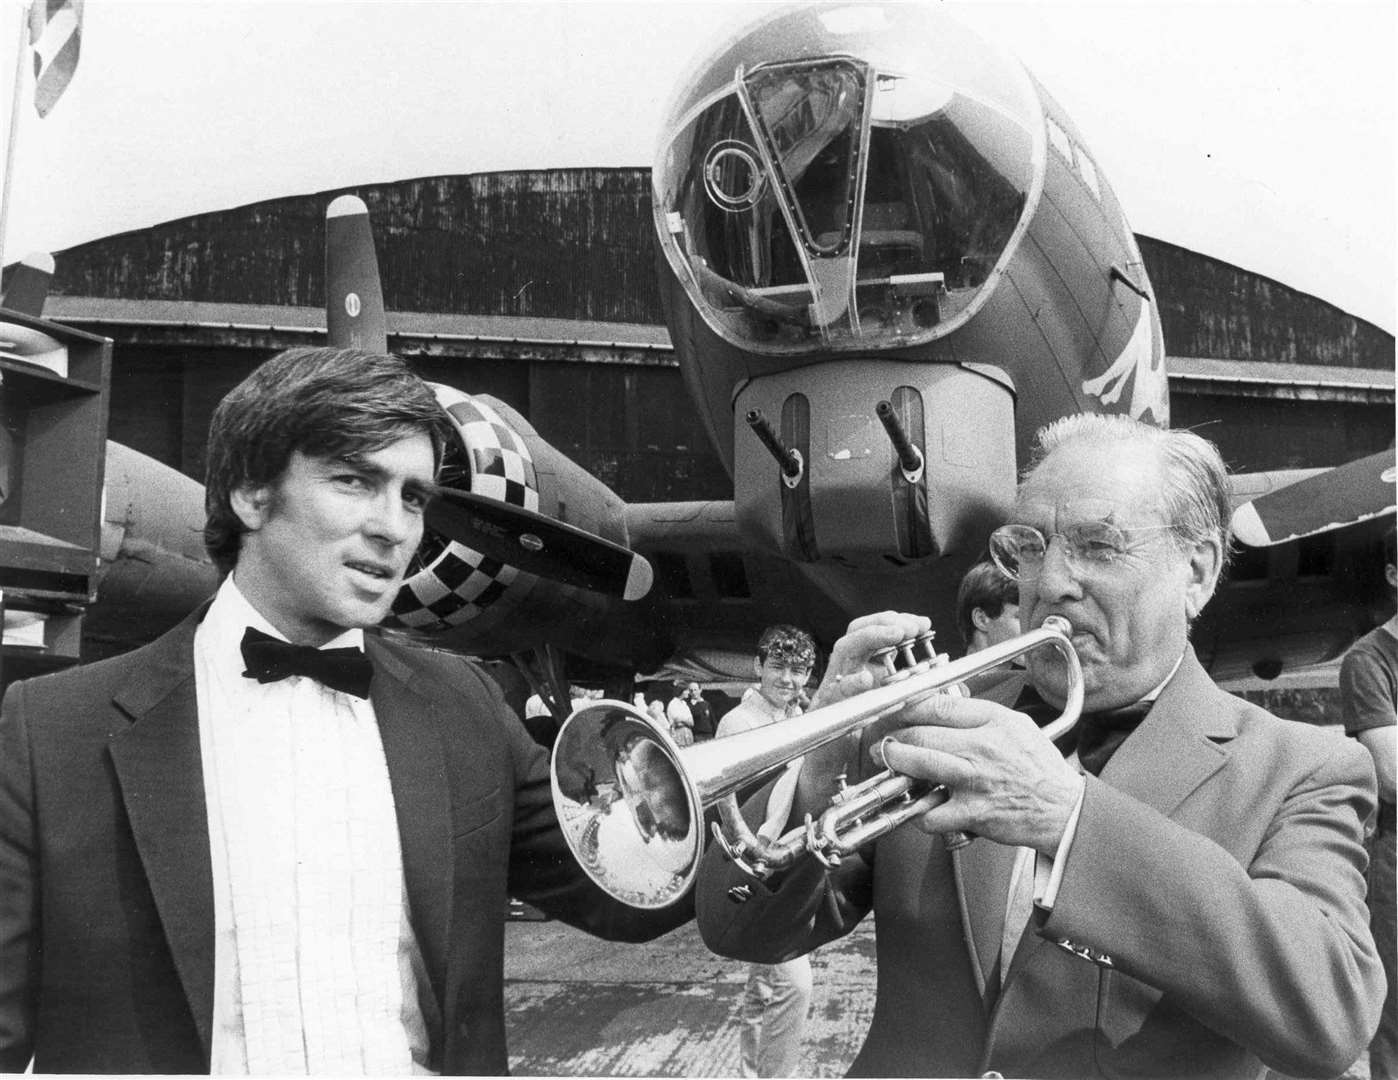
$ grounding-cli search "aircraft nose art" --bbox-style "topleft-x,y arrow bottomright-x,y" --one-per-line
652,2 -> 1044,357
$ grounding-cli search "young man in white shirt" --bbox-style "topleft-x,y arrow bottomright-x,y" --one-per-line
714,624 -> 819,1078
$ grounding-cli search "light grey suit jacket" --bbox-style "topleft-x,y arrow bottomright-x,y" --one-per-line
698,650 -> 1384,1078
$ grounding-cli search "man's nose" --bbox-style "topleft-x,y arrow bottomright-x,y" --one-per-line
1033,535 -> 1083,601
366,492 -> 418,546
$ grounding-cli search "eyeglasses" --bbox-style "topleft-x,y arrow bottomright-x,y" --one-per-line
989,521 -> 1179,580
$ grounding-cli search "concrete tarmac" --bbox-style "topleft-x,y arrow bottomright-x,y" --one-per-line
502,912 -> 1372,1080
503,915 -> 877,1077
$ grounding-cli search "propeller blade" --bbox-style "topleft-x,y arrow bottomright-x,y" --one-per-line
1231,449 -> 1396,546
425,487 -> 654,602
325,195 -> 388,352
1,252 -> 55,317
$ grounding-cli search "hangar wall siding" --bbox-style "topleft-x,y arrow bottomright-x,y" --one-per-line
105,341 -> 734,507
39,169 -> 1394,371
50,171 -> 664,325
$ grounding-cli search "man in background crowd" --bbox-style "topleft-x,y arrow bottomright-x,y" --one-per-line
715,625 -> 820,1078
682,681 -> 716,740
955,559 -> 1024,705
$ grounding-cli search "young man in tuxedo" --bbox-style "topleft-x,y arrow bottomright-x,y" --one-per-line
0,347 -> 687,1074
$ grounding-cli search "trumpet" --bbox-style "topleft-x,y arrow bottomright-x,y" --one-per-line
550,616 -> 1082,909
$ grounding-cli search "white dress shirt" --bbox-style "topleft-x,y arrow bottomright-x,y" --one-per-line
194,577 -> 432,1074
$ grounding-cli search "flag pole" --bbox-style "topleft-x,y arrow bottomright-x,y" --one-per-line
0,0 -> 31,276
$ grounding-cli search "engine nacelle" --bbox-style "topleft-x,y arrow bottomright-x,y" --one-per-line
384,386 -> 668,670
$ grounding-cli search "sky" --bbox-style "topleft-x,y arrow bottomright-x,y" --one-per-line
1,0 -> 1394,333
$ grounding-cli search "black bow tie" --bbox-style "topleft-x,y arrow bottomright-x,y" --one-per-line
1014,687 -> 1153,776
240,626 -> 373,699
1073,701 -> 1154,776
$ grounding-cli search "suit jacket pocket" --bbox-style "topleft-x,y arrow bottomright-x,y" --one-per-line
453,785 -> 503,840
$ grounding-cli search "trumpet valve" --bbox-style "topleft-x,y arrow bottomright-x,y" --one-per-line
875,630 -> 941,682
871,644 -> 901,681
877,632 -> 958,708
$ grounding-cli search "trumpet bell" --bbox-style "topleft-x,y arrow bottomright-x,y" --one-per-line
549,616 -> 1081,910
551,701 -> 703,908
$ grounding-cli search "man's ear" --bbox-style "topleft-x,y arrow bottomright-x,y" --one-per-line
752,656 -> 764,681
1183,537 -> 1224,620
230,484 -> 273,531
971,608 -> 991,633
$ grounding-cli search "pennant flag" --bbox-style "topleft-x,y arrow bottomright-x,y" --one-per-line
28,0 -> 83,118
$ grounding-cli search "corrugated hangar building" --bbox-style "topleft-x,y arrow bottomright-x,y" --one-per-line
34,167 -> 1395,507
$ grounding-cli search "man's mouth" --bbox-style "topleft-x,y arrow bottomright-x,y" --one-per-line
1038,615 -> 1096,649
346,560 -> 397,584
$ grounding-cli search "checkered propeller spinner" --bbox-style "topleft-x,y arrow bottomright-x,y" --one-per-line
387,383 -> 654,634
386,387 -> 535,632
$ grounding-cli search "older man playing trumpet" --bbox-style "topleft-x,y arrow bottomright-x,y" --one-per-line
697,414 -> 1383,1080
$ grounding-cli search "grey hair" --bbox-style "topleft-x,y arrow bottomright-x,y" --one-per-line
1027,414 -> 1233,575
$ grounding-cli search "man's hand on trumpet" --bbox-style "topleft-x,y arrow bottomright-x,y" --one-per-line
876,694 -> 1082,857
811,610 -> 1084,857
788,611 -> 936,816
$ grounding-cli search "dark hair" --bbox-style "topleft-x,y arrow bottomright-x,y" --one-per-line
955,560 -> 1019,646
203,347 -> 451,574
756,624 -> 817,669
1385,523 -> 1396,569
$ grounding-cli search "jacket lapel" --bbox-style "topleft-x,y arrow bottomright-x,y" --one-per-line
989,650 -> 1236,1042
367,638 -> 455,1006
107,608 -> 216,1057
1098,650 -> 1234,817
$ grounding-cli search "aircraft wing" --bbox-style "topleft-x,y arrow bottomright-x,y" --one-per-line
1186,451 -> 1396,683
1230,449 -> 1396,547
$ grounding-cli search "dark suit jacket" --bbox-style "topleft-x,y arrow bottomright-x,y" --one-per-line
0,606 -> 688,1074
698,650 -> 1384,1079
